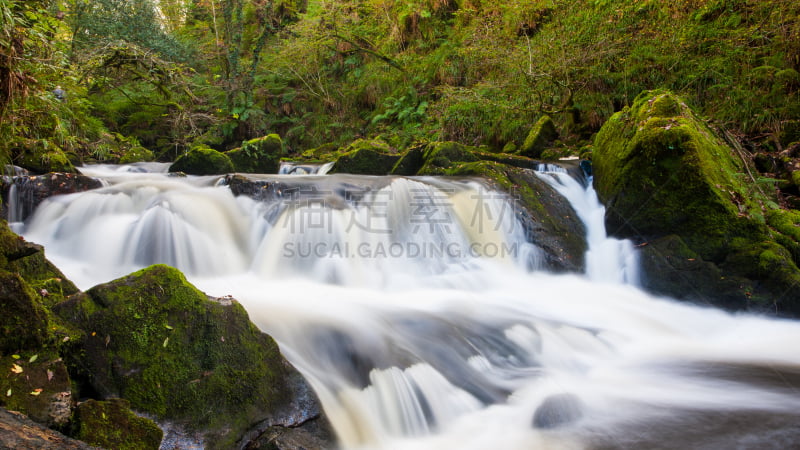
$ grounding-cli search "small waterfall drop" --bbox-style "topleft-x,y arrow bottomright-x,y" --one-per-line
535,165 -> 639,284
11,164 -> 800,450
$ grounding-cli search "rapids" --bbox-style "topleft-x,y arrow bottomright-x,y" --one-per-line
10,164 -> 800,449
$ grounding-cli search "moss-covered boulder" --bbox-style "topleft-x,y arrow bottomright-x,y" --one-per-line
593,89 -> 800,313
330,139 -> 401,175
15,140 -> 76,174
72,399 -> 162,450
0,221 -> 78,430
118,146 -> 155,164
518,115 -> 558,159
227,134 -> 285,174
169,145 -> 235,175
53,264 -> 302,448
390,143 -> 426,176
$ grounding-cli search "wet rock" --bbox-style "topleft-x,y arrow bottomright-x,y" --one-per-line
1,173 -> 103,222
532,393 -> 583,429
0,407 -> 97,449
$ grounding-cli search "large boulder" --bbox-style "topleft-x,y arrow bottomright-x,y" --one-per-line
227,134 -> 285,174
15,140 -> 76,174
169,145 -> 235,175
54,264 -> 319,449
593,89 -> 800,313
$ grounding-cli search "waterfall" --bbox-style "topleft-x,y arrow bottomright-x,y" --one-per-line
534,165 -> 639,284
14,164 -> 800,449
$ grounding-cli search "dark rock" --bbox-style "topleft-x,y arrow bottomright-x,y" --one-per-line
532,393 -> 583,429
1,173 -> 103,222
0,407 -> 97,449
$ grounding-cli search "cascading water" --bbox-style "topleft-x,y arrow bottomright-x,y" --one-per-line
13,164 -> 800,449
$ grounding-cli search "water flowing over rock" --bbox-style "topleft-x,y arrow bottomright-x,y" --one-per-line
1,173 -> 103,223
8,159 -> 800,450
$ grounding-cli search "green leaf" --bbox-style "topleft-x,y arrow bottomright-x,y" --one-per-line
28,354 -> 38,363
163,337 -> 169,348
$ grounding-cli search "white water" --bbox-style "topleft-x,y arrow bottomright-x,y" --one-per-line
13,165 -> 800,449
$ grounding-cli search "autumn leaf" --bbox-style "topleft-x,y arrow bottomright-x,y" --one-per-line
11,364 -> 23,374
11,354 -> 20,360
30,389 -> 43,396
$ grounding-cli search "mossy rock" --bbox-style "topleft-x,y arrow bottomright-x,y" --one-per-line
169,146 -> 234,175
16,141 -> 76,174
330,139 -> 401,175
0,271 -> 51,354
118,146 -> 155,164
72,399 -> 162,450
0,351 -> 73,428
53,264 -> 296,448
593,89 -> 800,314
593,89 -> 766,262
227,134 -> 285,174
518,115 -> 558,159
417,141 -> 481,175
390,143 -> 426,175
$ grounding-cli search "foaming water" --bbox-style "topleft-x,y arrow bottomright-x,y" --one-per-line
15,166 -> 800,449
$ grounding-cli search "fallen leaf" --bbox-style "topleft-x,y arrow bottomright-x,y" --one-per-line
28,354 -> 38,363
165,324 -> 173,330
162,337 -> 169,348
5,389 -> 10,397
30,389 -> 43,396
11,354 -> 20,360
62,336 -> 70,343
11,364 -> 23,374
47,369 -> 54,382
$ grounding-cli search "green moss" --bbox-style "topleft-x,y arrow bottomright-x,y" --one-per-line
518,115 -> 558,158
73,399 -> 162,450
118,146 -> 155,164
0,350 -> 73,427
417,141 -> 480,174
169,145 -> 235,175
594,89 -> 800,313
0,271 -> 51,354
330,139 -> 401,174
227,133 -> 285,173
54,264 -> 293,449
594,89 -> 767,262
17,141 -> 76,174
